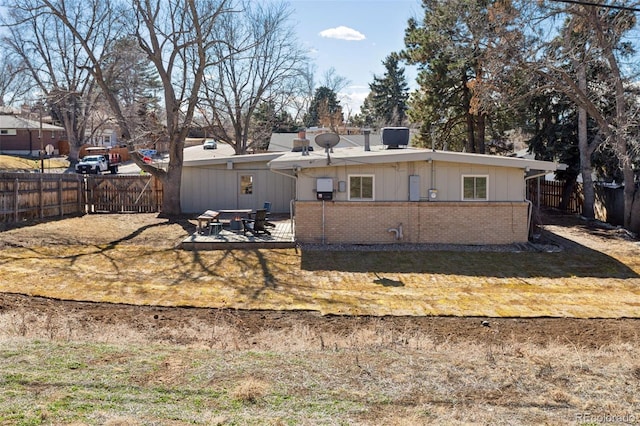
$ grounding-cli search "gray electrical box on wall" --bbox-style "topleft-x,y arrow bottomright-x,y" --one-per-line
409,175 -> 420,202
316,177 -> 333,200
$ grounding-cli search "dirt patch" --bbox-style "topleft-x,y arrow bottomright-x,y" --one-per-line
1,292 -> 639,349
1,210 -> 639,348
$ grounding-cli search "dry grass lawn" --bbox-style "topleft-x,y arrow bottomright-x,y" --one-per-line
0,213 -> 638,318
0,154 -> 69,171
1,213 -> 639,424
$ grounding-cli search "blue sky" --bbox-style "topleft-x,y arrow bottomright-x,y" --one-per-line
284,0 -> 421,116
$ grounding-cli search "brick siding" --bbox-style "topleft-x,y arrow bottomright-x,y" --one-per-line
295,201 -> 529,245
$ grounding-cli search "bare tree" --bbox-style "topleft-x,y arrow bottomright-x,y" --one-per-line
320,67 -> 350,94
0,52 -> 31,107
27,0 -> 234,216
200,0 -> 306,154
1,0 -> 105,160
523,2 -> 640,229
290,63 -> 316,123
478,1 -> 639,230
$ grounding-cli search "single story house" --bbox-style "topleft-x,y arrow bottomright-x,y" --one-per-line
181,130 -> 564,245
180,132 -> 385,215
0,114 -> 66,156
267,143 -> 565,245
181,150 -> 295,214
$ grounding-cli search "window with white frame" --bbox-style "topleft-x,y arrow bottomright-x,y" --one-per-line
349,175 -> 374,201
240,175 -> 253,194
462,175 -> 488,201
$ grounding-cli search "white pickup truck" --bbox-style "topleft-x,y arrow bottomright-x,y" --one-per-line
76,147 -> 122,174
75,155 -> 111,174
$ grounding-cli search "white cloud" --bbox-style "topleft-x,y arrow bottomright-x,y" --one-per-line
318,26 -> 366,41
339,86 -> 370,115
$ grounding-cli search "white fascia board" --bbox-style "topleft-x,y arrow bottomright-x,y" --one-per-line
268,147 -> 565,172
184,152 -> 283,168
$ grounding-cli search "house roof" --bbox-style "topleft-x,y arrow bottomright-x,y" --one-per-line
269,131 -> 383,152
183,149 -> 283,168
267,145 -> 566,173
0,114 -> 65,131
181,131 -> 386,164
182,133 -> 565,175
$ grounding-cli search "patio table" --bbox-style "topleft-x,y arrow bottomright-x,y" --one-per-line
218,209 -> 253,233
197,210 -> 220,234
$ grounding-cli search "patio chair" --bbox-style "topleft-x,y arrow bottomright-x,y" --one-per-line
247,205 -> 275,227
263,201 -> 272,216
242,209 -> 272,235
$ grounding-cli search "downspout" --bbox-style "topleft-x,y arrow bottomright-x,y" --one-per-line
322,199 -> 326,244
524,171 -> 551,238
430,159 -> 436,193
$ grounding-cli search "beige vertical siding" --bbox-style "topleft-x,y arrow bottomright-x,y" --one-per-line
181,162 -> 295,214
295,160 -> 526,202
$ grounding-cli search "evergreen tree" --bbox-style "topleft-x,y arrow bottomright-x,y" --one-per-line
526,88 -> 582,211
103,36 -> 162,138
303,86 -> 343,130
251,100 -> 299,151
524,2 -> 639,226
368,54 -> 409,126
400,0 -> 519,153
351,93 -> 376,128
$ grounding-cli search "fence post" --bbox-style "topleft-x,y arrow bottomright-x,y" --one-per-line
39,177 -> 44,219
536,177 -> 540,211
78,175 -> 84,214
13,177 -> 19,223
59,176 -> 64,217
88,176 -> 94,213
154,176 -> 162,212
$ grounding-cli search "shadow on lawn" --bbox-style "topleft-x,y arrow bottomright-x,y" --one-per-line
299,233 -> 638,279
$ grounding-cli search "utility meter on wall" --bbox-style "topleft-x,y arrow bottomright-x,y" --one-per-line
316,178 -> 333,200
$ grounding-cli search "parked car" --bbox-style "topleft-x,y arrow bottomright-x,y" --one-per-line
75,147 -> 122,174
75,155 -> 109,174
203,139 -> 217,150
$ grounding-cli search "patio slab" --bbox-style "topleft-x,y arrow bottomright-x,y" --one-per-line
181,216 -> 296,250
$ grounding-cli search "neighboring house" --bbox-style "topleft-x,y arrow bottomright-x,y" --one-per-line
88,128 -> 118,147
0,114 -> 66,156
181,151 -> 295,214
268,144 -> 565,245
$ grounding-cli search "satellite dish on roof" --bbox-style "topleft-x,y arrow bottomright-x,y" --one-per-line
315,133 -> 340,165
315,133 -> 340,152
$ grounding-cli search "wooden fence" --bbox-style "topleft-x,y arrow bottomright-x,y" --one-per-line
0,173 -> 163,225
0,173 -> 85,223
528,179 -> 634,230
527,179 -> 583,214
85,175 -> 163,213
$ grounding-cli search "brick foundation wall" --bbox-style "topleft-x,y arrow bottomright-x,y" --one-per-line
294,201 -> 530,245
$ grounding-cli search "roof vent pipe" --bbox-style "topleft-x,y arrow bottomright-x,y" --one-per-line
363,128 -> 371,151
